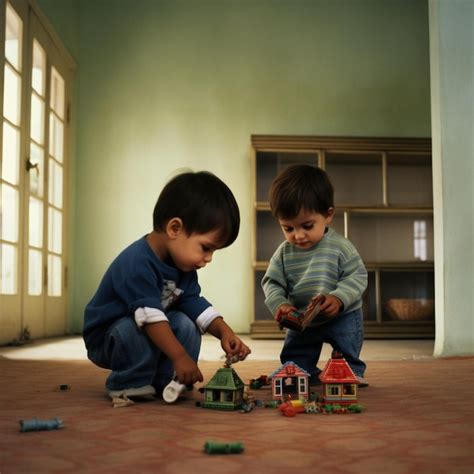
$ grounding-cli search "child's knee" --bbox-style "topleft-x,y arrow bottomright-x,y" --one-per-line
168,311 -> 200,340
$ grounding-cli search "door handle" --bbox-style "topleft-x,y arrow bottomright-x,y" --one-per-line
26,159 -> 39,175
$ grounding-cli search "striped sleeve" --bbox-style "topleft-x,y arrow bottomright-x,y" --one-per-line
261,246 -> 290,316
330,242 -> 368,310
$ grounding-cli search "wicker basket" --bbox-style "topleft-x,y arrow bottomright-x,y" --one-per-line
385,298 -> 434,321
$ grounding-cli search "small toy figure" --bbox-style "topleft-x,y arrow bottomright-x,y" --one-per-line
269,362 -> 309,401
224,354 -> 241,367
19,418 -> 64,432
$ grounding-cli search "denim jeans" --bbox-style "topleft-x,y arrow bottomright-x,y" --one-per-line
280,308 -> 366,379
86,310 -> 201,391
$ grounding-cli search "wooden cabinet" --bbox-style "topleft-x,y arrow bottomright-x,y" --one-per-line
251,135 -> 434,339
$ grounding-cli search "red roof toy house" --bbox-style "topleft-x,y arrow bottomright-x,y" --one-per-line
269,362 -> 309,401
319,351 -> 358,405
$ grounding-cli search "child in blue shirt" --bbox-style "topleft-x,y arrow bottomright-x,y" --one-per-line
261,165 -> 368,386
84,171 -> 251,401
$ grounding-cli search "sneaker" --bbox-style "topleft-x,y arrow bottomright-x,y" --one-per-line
357,376 -> 369,388
108,384 -> 156,400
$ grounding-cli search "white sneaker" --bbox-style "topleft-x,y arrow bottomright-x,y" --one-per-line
108,385 -> 156,399
357,376 -> 369,388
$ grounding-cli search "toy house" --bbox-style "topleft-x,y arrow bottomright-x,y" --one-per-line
202,367 -> 245,410
319,352 -> 358,405
269,362 -> 309,401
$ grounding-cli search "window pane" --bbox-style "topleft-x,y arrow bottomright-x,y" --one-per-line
3,64 -> 21,125
49,114 -> 64,162
0,183 -> 19,242
31,40 -> 46,97
48,159 -> 63,208
50,67 -> 65,119
32,40 -> 46,96
5,3 -> 22,71
2,121 -> 20,185
48,207 -> 62,253
29,142 -> 44,197
28,248 -> 42,295
29,196 -> 43,247
47,254 -> 62,296
30,93 -> 45,144
1,243 -> 17,294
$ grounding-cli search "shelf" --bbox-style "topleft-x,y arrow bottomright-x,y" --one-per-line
256,151 -> 320,202
251,135 -> 434,339
250,320 -> 435,340
326,151 -> 384,207
256,202 -> 433,214
251,135 -> 431,153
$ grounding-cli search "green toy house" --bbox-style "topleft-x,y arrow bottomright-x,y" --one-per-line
202,367 -> 245,410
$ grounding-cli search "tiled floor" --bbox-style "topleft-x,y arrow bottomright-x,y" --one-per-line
0,334 -> 434,361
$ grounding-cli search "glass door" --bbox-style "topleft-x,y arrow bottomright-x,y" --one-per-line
0,1 -> 71,344
22,8 -> 69,338
0,0 -> 25,342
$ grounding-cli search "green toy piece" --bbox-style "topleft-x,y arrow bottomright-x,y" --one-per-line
202,367 -> 245,410
204,441 -> 244,454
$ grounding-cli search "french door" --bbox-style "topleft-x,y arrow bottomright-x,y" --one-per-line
0,0 -> 73,344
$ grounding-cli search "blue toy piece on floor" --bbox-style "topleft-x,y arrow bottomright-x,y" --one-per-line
19,417 -> 64,432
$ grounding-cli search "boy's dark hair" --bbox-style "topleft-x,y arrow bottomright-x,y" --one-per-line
269,164 -> 334,219
153,171 -> 240,247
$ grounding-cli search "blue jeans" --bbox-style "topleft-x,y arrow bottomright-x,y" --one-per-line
280,308 -> 366,379
86,311 -> 201,391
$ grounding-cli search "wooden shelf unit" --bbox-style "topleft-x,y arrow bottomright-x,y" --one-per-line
251,135 -> 434,339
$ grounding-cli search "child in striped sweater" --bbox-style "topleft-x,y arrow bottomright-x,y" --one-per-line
261,164 -> 369,386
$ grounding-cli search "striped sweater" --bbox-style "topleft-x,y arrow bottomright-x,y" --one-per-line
262,227 -> 367,316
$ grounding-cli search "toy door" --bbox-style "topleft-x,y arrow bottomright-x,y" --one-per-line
282,376 -> 299,397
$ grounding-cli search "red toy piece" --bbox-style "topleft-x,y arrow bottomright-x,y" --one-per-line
278,294 -> 333,332
278,399 -> 306,417
319,351 -> 359,405
269,362 -> 309,401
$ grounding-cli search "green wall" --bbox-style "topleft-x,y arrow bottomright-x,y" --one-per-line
38,0 -> 431,334
429,0 -> 474,356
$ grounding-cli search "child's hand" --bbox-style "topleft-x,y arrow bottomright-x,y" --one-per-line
173,353 -> 203,386
220,334 -> 251,362
319,294 -> 342,317
275,304 -> 297,322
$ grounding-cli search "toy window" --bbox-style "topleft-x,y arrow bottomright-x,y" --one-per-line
206,390 -> 219,402
343,384 -> 355,396
274,378 -> 282,396
222,391 -> 233,402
